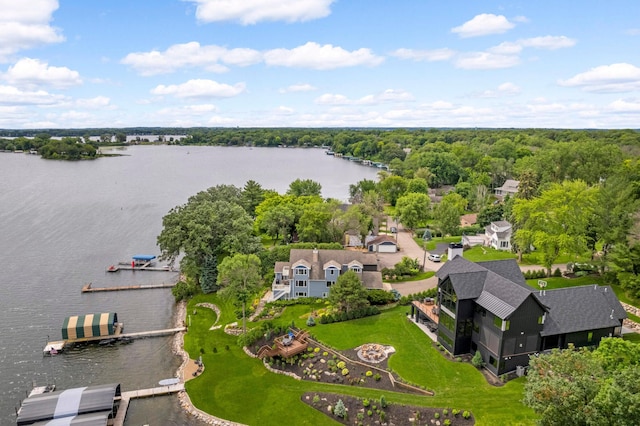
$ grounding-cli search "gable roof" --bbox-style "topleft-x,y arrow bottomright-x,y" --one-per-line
495,179 -> 519,193
367,235 -> 397,246
283,249 -> 380,287
537,285 -> 627,336
438,257 -> 542,318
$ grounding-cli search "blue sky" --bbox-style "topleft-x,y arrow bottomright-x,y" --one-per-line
1,0 -> 640,129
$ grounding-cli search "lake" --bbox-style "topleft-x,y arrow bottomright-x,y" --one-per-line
0,145 -> 380,425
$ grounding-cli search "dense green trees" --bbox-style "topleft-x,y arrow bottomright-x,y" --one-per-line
157,184 -> 261,287
524,339 -> 640,426
395,192 -> 431,232
513,181 -> 597,276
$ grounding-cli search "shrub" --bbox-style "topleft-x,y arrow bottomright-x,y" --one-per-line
553,267 -> 562,277
323,352 -> 328,357
363,398 -> 370,407
452,409 -> 460,417
341,368 -> 349,376
443,408 -> 448,416
366,370 -> 373,377
463,410 -> 471,419
435,412 -> 440,419
471,351 -> 484,368
367,410 -> 373,417
444,419 -> 451,426
366,289 -> 396,305
312,394 -> 320,404
379,411 -> 386,423
337,361 -> 346,369
380,395 -> 387,409
314,347 -> 320,353
306,316 -> 316,327
357,412 -> 364,421
333,399 -> 346,418
374,373 -> 382,381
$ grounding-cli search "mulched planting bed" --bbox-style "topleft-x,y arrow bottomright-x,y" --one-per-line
302,392 -> 475,426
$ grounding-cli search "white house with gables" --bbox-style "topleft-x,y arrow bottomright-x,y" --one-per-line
485,221 -> 513,251
271,249 -> 382,301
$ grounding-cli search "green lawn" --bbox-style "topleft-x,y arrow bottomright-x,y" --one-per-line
463,246 -> 517,262
414,236 -> 461,251
525,275 -> 604,291
183,295 -> 537,425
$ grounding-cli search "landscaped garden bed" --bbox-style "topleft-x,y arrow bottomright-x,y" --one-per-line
248,330 -> 431,395
303,392 -> 475,426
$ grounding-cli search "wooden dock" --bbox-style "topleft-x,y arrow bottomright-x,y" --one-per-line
82,282 -> 176,293
114,383 -> 185,426
43,327 -> 185,355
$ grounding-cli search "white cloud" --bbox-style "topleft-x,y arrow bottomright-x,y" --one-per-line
2,58 -> 81,89
455,52 -> 520,69
157,104 -> 218,116
264,42 -> 383,69
0,84 -> 65,105
150,79 -> 246,98
123,41 -> 380,75
451,14 -> 515,38
474,82 -> 521,98
559,63 -> 640,93
75,96 -> 111,109
0,0 -> 64,61
279,83 -> 317,93
519,36 -> 576,50
121,42 -> 262,76
315,89 -> 413,105
390,48 -> 455,62
187,0 -> 335,24
608,98 -> 640,112
275,106 -> 294,115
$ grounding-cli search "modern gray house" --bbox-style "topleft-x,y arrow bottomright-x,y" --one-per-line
271,249 -> 382,301
411,255 -> 627,376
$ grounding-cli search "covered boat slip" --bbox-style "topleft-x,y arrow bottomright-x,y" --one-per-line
61,313 -> 119,340
16,384 -> 121,426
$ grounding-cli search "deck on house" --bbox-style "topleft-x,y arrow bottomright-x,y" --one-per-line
257,330 -> 309,358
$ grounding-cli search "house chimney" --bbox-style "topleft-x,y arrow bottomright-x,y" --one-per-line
313,249 -> 319,263
448,243 -> 463,260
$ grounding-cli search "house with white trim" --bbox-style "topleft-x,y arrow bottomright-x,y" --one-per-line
485,221 -> 513,251
271,249 -> 382,301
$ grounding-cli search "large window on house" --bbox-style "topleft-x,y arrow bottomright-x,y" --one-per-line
295,291 -> 307,297
439,311 -> 455,332
350,266 -> 361,273
295,267 -> 308,275
440,280 -> 458,313
295,280 -> 307,287
500,241 -> 509,248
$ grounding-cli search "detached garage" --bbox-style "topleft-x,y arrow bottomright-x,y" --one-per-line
366,235 -> 398,253
61,313 -> 118,340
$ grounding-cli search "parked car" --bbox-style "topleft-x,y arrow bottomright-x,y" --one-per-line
428,253 -> 441,262
390,226 -> 397,233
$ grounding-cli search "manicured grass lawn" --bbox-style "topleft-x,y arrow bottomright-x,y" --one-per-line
525,275 -> 604,291
183,294 -> 537,425
623,333 -> 640,343
463,246 -> 517,262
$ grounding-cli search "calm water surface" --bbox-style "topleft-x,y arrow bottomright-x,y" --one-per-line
0,145 -> 379,425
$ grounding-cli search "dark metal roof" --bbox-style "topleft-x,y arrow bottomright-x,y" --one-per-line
17,384 -> 120,426
30,411 -> 111,426
537,285 -> 627,336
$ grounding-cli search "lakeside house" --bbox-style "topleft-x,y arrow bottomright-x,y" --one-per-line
410,255 -> 626,377
494,179 -> 520,199
271,249 -> 382,301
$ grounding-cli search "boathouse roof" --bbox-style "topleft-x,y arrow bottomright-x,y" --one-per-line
132,254 -> 156,261
16,383 -> 121,426
61,313 -> 118,340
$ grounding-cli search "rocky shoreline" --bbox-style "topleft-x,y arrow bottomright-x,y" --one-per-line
172,300 -> 247,426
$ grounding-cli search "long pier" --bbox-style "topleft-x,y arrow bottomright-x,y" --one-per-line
114,383 -> 185,426
82,282 -> 176,293
43,327 -> 186,355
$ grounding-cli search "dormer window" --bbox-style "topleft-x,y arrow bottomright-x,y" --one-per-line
350,266 -> 361,273
295,267 -> 308,275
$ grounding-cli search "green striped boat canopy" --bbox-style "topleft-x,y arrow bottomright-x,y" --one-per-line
61,313 -> 118,340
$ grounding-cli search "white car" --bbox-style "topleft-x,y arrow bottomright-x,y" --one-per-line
428,253 -> 441,262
